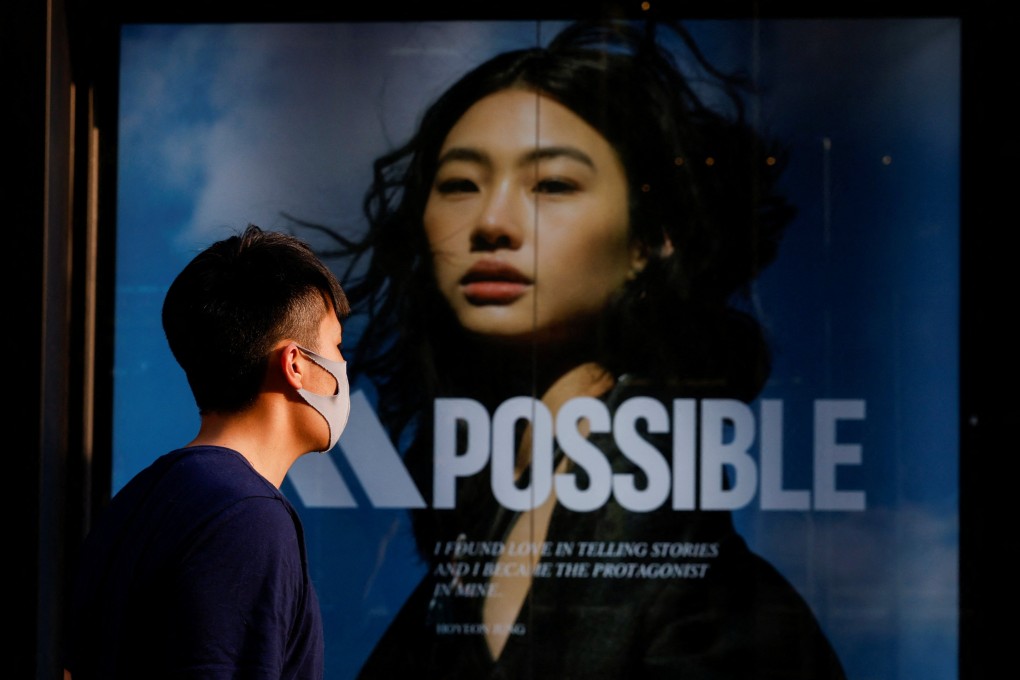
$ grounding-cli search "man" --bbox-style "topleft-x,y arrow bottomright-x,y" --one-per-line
64,224 -> 350,679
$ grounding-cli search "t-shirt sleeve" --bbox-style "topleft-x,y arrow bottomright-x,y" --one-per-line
164,496 -> 308,678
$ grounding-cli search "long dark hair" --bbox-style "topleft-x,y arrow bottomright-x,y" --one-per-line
295,19 -> 794,443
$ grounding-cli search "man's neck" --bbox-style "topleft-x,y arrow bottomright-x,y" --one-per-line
186,407 -> 303,487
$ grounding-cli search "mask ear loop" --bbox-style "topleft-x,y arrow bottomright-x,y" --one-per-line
296,345 -> 345,396
294,345 -> 351,452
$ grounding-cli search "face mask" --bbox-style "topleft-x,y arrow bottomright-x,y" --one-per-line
295,345 -> 351,452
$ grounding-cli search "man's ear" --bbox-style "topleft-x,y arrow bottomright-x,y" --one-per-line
279,342 -> 305,389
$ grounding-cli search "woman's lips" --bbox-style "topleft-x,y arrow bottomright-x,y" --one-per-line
460,260 -> 532,304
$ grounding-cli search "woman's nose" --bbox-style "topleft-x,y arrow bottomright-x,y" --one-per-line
471,183 -> 524,251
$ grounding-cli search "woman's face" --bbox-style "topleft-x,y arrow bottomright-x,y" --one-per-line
424,88 -> 644,347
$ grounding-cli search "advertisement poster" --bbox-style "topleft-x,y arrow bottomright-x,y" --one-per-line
113,18 -> 959,679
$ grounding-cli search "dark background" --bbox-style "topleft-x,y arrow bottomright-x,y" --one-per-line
8,1 -> 1005,678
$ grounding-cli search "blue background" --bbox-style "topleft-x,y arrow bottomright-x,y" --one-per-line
114,20 -> 959,679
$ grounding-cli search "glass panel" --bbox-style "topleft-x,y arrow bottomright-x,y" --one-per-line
115,18 -> 959,679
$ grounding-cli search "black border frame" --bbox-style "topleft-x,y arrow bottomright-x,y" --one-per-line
32,2 -> 1001,678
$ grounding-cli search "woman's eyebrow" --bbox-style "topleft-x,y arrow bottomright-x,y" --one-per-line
435,147 -> 489,168
436,145 -> 596,171
522,146 -> 595,169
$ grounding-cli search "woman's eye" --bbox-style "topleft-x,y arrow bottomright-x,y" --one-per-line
534,178 -> 578,194
435,178 -> 478,194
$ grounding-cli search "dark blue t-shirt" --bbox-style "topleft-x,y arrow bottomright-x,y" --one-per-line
65,446 -> 324,679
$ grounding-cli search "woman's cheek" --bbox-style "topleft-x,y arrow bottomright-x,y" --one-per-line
431,256 -> 460,302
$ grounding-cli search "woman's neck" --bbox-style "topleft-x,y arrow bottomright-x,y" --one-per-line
452,336 -> 606,406
512,361 -> 616,478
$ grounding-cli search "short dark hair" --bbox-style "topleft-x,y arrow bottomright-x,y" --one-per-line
162,224 -> 349,414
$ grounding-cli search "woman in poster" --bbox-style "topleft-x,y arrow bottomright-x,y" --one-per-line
309,18 -> 846,679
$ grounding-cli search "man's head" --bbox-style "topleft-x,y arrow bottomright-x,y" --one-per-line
162,224 -> 349,414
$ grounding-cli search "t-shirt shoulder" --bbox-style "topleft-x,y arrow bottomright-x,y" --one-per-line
149,445 -> 281,500
102,445 -> 299,546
